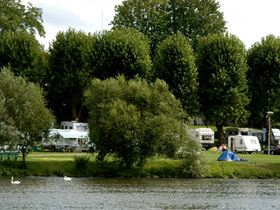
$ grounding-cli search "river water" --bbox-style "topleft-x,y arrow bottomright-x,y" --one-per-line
0,177 -> 279,210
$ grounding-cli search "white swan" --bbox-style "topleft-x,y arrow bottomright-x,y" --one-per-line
64,176 -> 72,181
11,176 -> 20,184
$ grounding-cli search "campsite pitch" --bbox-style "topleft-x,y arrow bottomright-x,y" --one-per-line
205,151 -> 280,178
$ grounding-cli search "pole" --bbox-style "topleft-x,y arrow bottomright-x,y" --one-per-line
268,118 -> 271,155
267,111 -> 274,155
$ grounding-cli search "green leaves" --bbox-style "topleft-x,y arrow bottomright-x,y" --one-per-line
196,33 -> 249,139
90,29 -> 152,80
47,29 -> 93,121
153,33 -> 198,114
0,67 -> 54,148
0,31 -> 46,84
85,76 -> 191,168
247,35 -> 280,127
0,0 -> 45,37
112,0 -> 226,51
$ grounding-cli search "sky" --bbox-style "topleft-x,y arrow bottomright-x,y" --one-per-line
22,0 -> 280,49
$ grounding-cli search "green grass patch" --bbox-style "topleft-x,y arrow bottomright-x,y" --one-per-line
204,151 -> 280,178
1,151 -> 280,178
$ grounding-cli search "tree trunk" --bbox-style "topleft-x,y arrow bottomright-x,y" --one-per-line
216,122 -> 225,145
21,147 -> 26,169
71,102 -> 78,121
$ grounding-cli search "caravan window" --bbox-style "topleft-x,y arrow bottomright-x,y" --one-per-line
253,133 -> 263,142
202,135 -> 212,140
228,131 -> 238,135
76,125 -> 87,132
241,131 -> 248,135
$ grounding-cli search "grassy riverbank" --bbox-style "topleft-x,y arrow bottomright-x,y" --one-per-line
1,151 -> 280,178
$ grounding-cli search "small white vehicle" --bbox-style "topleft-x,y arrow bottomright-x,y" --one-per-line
192,128 -> 214,149
272,128 -> 280,143
227,135 -> 261,153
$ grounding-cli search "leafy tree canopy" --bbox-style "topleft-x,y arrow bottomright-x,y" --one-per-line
47,28 -> 93,122
153,32 -> 198,115
0,0 -> 45,36
90,29 -> 152,80
0,31 -> 47,84
196,33 -> 249,142
0,68 -> 54,168
247,35 -> 280,127
84,76 -> 202,170
112,0 -> 226,51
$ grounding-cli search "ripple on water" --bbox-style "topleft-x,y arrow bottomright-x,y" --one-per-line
0,177 -> 280,209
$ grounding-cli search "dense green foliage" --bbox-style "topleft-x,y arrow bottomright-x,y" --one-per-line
90,29 -> 152,80
0,31 -> 47,84
47,29 -> 93,122
112,0 -> 226,51
0,68 -> 54,168
0,0 -> 45,36
153,33 -> 198,115
247,35 -> 280,128
84,76 -> 202,169
196,33 -> 249,142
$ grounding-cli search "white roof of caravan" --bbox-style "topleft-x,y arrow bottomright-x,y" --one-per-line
49,129 -> 89,139
194,128 -> 214,133
272,129 -> 280,135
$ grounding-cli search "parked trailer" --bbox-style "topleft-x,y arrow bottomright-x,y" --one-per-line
227,135 -> 261,153
225,127 -> 265,142
192,128 -> 214,149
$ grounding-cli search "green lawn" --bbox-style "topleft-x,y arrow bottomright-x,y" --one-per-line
204,151 -> 280,178
1,151 -> 280,178
24,152 -> 91,161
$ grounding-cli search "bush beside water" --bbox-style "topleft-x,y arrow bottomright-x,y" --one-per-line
1,152 -> 280,178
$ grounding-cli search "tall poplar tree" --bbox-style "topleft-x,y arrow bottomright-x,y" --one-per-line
196,33 -> 249,143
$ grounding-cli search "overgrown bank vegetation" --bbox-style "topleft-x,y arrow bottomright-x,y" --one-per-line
1,152 -> 280,179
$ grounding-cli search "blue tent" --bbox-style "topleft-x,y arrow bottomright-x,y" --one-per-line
217,150 -> 240,161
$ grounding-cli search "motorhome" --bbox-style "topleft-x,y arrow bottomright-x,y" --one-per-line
227,135 -> 261,153
192,128 -> 214,149
44,121 -> 91,151
225,127 -> 265,142
60,121 -> 88,132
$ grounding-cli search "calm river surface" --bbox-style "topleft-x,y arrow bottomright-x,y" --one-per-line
0,177 -> 280,209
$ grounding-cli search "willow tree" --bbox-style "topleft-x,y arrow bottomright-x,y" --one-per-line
196,33 -> 249,143
84,76 -> 204,174
0,68 -> 54,168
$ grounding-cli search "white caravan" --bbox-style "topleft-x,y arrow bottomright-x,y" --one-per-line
44,121 -> 90,151
192,128 -> 214,149
227,135 -> 261,153
272,129 -> 280,143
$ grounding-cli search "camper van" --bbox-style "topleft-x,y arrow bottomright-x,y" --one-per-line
44,121 -> 91,152
227,135 -> 261,153
192,128 -> 214,149
225,127 -> 265,142
261,128 -> 280,144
